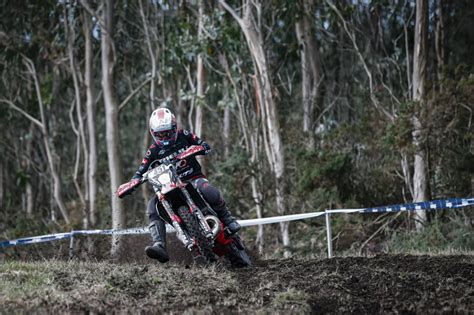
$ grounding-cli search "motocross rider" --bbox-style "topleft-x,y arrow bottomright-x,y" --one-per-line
119,108 -> 241,263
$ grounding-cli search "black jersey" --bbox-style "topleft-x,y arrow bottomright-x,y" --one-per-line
132,129 -> 211,181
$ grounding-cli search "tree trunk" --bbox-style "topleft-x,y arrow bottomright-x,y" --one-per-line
435,0 -> 445,88
195,0 -> 207,173
251,169 -> 264,254
141,109 -> 152,205
139,0 -> 157,110
174,78 -> 187,128
195,57 -> 205,137
101,0 -> 125,256
221,0 -> 289,257
22,57 -> 70,224
220,51 -> 264,251
194,0 -> 205,138
400,152 -> 414,201
138,0 -> 156,204
83,11 -> 98,227
25,122 -> 35,216
64,4 -> 89,228
223,98 -> 230,158
295,0 -> 322,148
412,0 -> 429,230
219,72 -> 231,158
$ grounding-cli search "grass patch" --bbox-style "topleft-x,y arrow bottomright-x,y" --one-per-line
0,261 -> 55,299
386,215 -> 474,253
0,260 -> 238,313
271,288 -> 311,313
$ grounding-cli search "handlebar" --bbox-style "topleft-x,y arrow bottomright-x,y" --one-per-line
118,145 -> 205,198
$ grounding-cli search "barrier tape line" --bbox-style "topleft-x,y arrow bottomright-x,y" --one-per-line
238,211 -> 326,227
1,197 -> 472,248
326,197 -> 474,214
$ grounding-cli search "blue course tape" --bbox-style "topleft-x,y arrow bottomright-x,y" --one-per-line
360,197 -> 474,213
0,227 -> 161,248
1,197 -> 472,248
0,232 -> 73,248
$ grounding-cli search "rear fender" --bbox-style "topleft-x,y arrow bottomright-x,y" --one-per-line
215,225 -> 232,246
211,223 -> 233,256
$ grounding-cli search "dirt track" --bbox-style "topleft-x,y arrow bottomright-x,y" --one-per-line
1,254 -> 472,314
244,255 -> 473,313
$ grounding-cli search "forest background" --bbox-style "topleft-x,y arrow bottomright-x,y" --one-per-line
0,0 -> 472,258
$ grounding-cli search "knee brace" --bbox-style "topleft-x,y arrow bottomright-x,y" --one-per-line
194,178 -> 224,207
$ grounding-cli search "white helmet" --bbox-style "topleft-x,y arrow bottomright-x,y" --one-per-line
149,108 -> 177,146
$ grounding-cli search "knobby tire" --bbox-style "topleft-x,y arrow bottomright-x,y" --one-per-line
177,206 -> 215,264
226,235 -> 252,268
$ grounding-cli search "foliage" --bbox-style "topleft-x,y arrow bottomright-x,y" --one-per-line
0,0 -> 473,257
387,212 -> 474,252
210,148 -> 260,218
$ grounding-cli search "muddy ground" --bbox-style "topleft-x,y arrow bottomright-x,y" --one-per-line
1,252 -> 472,314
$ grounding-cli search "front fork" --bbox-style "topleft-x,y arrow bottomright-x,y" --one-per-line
179,187 -> 215,240
159,198 -> 193,250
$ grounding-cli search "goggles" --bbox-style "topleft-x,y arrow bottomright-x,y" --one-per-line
153,129 -> 175,140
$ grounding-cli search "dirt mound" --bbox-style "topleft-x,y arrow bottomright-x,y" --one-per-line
238,254 -> 473,313
1,254 -> 472,313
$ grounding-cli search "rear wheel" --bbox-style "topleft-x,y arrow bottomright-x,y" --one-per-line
177,206 -> 216,264
226,235 -> 252,268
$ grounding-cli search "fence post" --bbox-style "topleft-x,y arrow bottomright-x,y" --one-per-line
325,211 -> 333,258
68,232 -> 75,259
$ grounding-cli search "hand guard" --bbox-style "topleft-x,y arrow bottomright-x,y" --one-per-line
116,179 -> 141,198
176,145 -> 205,160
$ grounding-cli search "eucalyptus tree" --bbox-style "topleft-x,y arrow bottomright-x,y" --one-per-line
411,0 -> 429,229
324,1 -> 421,209
218,47 -> 267,253
194,0 -> 206,139
0,1 -> 71,224
81,0 -> 125,255
63,2 -> 91,228
82,11 -> 99,227
221,0 -> 290,256
100,0 -> 125,256
295,0 -> 322,148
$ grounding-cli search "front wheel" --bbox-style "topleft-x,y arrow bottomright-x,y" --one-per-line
177,206 -> 216,264
226,235 -> 252,268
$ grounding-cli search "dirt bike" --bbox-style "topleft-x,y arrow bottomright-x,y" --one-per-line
116,145 -> 251,267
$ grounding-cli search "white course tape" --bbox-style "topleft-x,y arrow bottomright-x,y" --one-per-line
1,197 -> 472,248
238,211 -> 326,227
325,208 -> 363,214
0,211 -> 326,247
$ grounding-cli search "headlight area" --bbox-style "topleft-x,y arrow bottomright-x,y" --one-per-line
158,173 -> 171,185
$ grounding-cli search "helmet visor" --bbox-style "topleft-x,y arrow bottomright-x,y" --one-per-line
152,129 -> 175,141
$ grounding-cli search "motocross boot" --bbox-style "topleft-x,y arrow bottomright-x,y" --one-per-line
145,220 -> 169,263
216,204 -> 241,236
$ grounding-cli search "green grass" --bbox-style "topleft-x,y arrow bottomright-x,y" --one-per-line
0,260 -> 240,313
0,260 -> 55,299
272,288 -> 311,313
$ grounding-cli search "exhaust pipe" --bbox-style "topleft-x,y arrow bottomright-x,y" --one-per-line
204,215 -> 221,238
